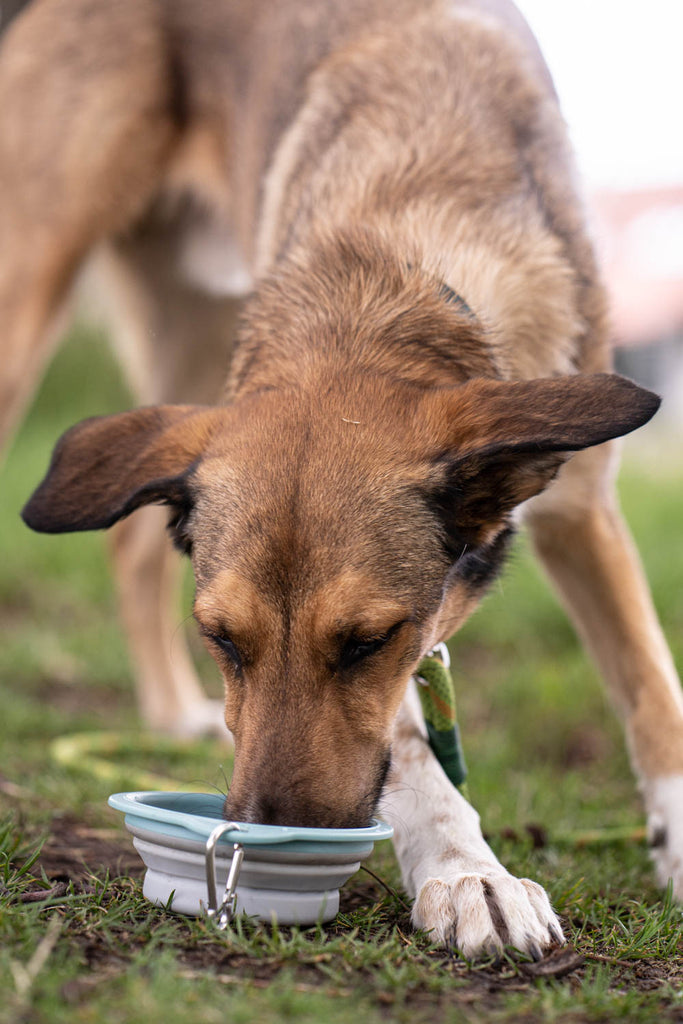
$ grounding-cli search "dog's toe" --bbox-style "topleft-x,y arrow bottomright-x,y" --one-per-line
412,871 -> 564,960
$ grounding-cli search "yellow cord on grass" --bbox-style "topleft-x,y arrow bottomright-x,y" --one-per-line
50,731 -> 211,793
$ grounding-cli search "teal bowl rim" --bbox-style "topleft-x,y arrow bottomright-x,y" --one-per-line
108,791 -> 394,847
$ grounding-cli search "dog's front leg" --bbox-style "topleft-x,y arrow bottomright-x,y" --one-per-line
380,681 -> 563,959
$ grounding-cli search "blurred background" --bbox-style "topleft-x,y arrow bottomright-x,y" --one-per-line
517,0 -> 683,429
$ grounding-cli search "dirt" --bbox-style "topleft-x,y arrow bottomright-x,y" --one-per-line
10,812 -> 683,1019
36,813 -> 142,882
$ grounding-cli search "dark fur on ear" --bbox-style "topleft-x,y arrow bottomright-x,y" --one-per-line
427,372 -> 660,552
165,487 -> 196,555
21,405 -> 223,538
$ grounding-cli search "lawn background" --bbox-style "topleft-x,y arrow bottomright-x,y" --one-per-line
0,327 -> 681,1022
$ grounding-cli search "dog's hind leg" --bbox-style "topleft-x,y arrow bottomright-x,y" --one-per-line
107,504 -> 234,738
92,222 -> 245,737
525,441 -> 683,898
0,0 -> 178,450
0,0 -> 235,735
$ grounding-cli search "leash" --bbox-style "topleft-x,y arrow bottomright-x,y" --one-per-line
415,643 -> 469,798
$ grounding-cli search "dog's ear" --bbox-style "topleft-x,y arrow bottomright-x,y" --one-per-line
428,373 -> 659,550
22,405 -> 223,548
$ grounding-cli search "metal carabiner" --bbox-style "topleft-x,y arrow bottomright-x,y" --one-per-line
416,641 -> 451,687
431,641 -> 451,669
205,821 -> 245,930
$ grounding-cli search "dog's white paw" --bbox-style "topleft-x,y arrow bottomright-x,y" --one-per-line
645,775 -> 683,900
175,700 -> 234,742
412,871 -> 564,959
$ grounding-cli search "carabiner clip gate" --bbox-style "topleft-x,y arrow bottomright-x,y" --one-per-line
205,821 -> 245,929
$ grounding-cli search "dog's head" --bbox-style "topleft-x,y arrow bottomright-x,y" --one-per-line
23,372 -> 658,826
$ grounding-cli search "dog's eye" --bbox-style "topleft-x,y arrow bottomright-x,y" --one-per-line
204,631 -> 243,672
338,620 -> 407,670
340,634 -> 389,669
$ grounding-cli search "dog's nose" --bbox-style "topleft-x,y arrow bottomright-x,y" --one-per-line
252,795 -> 303,827
225,792 -> 369,829
232,794 -> 327,828
224,791 -> 304,827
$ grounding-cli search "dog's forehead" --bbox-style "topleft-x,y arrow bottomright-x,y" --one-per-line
194,387 -> 425,511
190,456 -> 439,591
188,396 -> 444,593
194,565 -> 415,638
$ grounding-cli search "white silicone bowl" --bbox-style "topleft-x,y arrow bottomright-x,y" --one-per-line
108,791 -> 393,924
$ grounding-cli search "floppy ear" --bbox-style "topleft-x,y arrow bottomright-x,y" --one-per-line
429,372 -> 660,551
21,405 -> 223,544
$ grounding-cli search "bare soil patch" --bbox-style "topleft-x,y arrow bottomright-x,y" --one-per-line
36,813 -> 142,882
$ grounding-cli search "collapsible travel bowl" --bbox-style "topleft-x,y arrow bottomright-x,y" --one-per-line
108,791 -> 393,926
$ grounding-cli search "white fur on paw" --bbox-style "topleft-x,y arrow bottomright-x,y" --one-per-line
412,872 -> 564,959
645,775 -> 683,900
175,700 -> 234,742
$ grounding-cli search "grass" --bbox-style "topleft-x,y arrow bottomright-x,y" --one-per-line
1,328 -> 682,1022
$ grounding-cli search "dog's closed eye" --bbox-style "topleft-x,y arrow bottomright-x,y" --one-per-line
202,630 -> 244,674
340,634 -> 389,669
337,620 -> 407,671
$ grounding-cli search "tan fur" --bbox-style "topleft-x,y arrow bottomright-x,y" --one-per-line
3,0 -> 683,950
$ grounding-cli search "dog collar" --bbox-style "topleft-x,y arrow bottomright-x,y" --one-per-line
416,643 -> 469,795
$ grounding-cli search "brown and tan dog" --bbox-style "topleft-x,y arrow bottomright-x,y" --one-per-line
2,0 -> 682,956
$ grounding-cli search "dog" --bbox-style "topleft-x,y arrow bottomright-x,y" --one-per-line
2,0 -> 682,958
